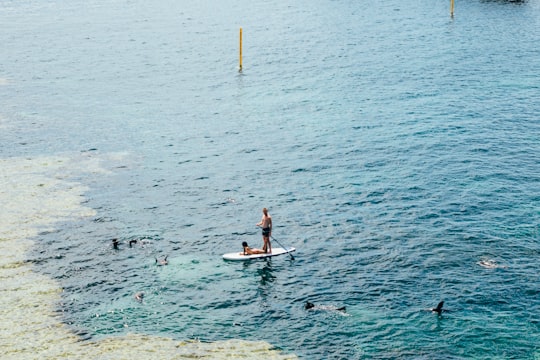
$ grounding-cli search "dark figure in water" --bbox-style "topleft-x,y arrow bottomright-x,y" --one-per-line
431,301 -> 448,316
129,239 -> 138,247
112,238 -> 119,249
155,255 -> 168,265
305,301 -> 315,309
305,301 -> 346,312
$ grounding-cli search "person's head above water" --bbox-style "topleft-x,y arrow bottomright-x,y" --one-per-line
242,241 -> 248,248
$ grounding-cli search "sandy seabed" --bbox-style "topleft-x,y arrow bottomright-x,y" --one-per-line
0,155 -> 296,359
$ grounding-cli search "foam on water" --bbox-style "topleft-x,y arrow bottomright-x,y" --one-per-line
0,155 -> 296,359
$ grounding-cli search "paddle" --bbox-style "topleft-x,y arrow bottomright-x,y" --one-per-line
270,235 -> 295,260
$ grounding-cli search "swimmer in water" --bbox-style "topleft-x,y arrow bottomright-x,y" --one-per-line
305,301 -> 346,312
477,259 -> 507,269
155,255 -> 168,265
134,292 -> 145,302
430,301 -> 450,316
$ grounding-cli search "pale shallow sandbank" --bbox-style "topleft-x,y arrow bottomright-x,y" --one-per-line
0,154 -> 297,359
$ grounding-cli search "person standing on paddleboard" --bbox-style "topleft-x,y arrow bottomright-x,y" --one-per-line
256,207 -> 272,253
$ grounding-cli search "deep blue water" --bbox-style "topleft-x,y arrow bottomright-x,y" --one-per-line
1,0 -> 539,358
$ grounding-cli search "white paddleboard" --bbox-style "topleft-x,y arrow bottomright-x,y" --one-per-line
223,247 -> 296,261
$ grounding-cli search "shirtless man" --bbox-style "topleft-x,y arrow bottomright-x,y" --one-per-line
241,241 -> 266,255
256,207 -> 272,253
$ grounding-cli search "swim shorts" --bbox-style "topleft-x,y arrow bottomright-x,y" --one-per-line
262,227 -> 271,236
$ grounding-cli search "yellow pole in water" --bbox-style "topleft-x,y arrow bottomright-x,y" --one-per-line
239,27 -> 243,71
450,0 -> 455,17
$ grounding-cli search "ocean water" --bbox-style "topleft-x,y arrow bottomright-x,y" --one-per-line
1,0 -> 539,359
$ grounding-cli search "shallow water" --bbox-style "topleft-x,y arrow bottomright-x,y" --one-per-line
1,0 -> 539,359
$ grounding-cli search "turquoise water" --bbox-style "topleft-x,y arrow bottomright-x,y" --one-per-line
1,0 -> 539,358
